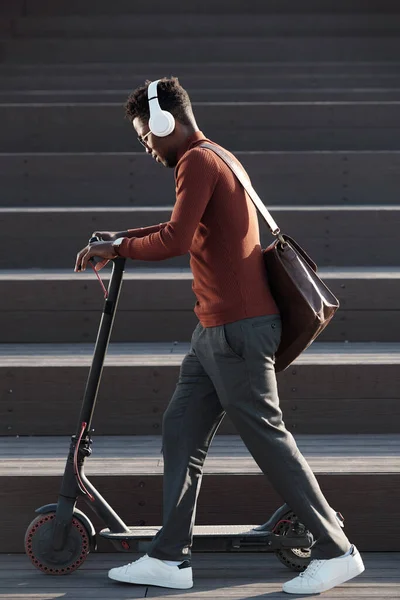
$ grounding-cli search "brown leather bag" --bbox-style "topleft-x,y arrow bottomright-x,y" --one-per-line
201,142 -> 340,372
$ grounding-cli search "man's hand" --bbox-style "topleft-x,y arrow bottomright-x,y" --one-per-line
74,241 -> 118,272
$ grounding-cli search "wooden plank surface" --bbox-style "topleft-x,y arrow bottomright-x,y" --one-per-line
1,268 -> 400,343
1,72 -> 400,92
0,0 -> 24,17
0,552 -> 398,600
3,307 -> 400,344
22,0 -> 400,15
1,341 -> 400,365
5,89 -> 400,104
0,267 -> 399,308
1,206 -> 400,268
1,150 -> 400,207
2,37 -> 400,65
1,102 -> 400,152
4,308 -> 400,343
0,434 -> 398,475
1,61 -> 399,86
2,205 -> 396,238
10,14 -> 400,38
1,340 -> 399,436
3,61 -> 400,76
1,472 -> 398,553
1,389 -> 399,436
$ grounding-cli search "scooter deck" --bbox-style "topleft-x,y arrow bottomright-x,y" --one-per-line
100,525 -> 266,540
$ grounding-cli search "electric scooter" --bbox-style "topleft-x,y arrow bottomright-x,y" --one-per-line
24,247 -> 345,575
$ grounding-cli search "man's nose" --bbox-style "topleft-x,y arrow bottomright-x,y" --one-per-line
145,146 -> 151,154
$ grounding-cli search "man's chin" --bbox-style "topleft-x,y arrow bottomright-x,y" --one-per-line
164,159 -> 177,168
162,152 -> 178,169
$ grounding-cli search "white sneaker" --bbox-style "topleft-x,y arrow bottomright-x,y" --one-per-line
108,554 -> 193,589
283,545 -> 365,594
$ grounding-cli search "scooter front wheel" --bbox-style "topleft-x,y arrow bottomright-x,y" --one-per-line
25,512 -> 90,575
274,510 -> 312,572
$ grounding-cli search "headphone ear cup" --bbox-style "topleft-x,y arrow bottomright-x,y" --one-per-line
149,110 -> 175,137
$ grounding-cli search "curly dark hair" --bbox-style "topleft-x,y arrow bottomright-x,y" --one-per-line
125,76 -> 194,125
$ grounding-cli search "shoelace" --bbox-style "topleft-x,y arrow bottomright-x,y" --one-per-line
299,559 -> 324,578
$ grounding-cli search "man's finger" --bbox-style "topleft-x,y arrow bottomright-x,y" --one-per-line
80,248 -> 93,272
74,246 -> 89,272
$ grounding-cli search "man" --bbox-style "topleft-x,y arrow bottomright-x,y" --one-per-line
75,77 -> 364,594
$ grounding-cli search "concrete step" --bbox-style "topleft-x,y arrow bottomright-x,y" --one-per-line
4,88 -> 400,103
2,74 -> 400,98
2,37 -> 399,65
5,14 -> 400,38
2,101 -> 400,153
2,61 -> 399,80
1,268 -> 400,343
2,150 -> 400,207
1,341 -> 400,437
2,61 -> 398,102
1,433 -> 399,553
5,0 -> 400,17
0,206 -> 398,268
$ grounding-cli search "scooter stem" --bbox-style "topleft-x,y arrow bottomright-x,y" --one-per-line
52,257 -> 127,550
77,257 -> 126,432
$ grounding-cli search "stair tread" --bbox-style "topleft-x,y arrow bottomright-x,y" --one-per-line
2,61 -> 400,74
1,434 -> 399,476
3,90 -> 400,104
12,13 -> 400,31
3,99 -> 400,108
0,266 -> 400,280
0,342 -> 400,366
2,149 -> 400,155
2,204 -> 400,212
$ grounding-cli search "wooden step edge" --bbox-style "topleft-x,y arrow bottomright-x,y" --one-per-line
1,204 -> 400,214
2,100 -> 400,109
0,266 -> 400,280
0,267 -> 193,280
1,342 -> 400,366
12,13 -> 400,27
1,149 -> 400,157
2,89 -> 400,102
1,434 -> 398,476
2,61 -> 400,71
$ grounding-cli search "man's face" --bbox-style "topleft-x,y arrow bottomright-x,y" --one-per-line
133,117 -> 179,168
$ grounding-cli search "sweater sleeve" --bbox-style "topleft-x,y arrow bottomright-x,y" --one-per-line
118,148 -> 219,261
127,222 -> 168,238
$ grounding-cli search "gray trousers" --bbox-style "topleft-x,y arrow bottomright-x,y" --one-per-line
146,314 -> 351,562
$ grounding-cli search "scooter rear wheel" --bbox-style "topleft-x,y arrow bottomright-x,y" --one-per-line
25,512 -> 90,575
274,510 -> 312,572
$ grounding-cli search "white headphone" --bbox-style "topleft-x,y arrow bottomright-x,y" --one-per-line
147,79 -> 176,137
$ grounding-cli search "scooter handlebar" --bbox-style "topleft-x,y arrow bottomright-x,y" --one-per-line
88,236 -> 125,270
88,236 -> 105,265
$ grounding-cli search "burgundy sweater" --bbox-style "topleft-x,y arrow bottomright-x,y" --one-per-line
118,131 -> 279,326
